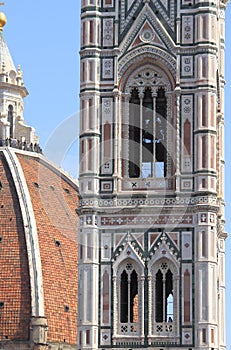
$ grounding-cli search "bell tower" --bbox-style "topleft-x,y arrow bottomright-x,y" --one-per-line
78,1 -> 228,350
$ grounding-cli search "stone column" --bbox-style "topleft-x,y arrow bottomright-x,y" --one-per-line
123,93 -> 130,177
152,91 -> 157,177
140,274 -> 145,344
148,274 -> 152,339
138,90 -> 144,175
175,88 -> 181,192
112,274 -> 117,344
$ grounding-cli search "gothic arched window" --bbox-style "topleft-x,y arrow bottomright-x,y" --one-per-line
142,88 -> 154,178
155,266 -> 173,322
155,87 -> 167,177
129,88 -> 140,178
115,260 -> 142,336
120,270 -> 129,322
120,268 -> 138,324
128,82 -> 167,178
151,258 -> 178,337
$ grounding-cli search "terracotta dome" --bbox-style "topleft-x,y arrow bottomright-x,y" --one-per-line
0,146 -> 79,350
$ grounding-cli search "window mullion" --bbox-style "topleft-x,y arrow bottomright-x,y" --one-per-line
128,274 -> 131,323
148,274 -> 153,336
163,274 -> 166,322
140,275 -> 145,337
113,274 -> 117,334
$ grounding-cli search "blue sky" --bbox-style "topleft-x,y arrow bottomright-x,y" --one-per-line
2,1 -> 231,347
3,1 -> 80,174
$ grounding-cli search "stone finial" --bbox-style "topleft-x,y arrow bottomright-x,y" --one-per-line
16,64 -> 23,85
0,11 -> 6,31
17,64 -> 22,76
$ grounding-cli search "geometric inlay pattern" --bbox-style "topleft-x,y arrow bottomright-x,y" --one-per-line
119,1 -> 176,40
101,215 -> 193,226
79,195 -> 217,208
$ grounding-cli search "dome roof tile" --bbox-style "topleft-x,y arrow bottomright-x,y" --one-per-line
0,148 -> 79,347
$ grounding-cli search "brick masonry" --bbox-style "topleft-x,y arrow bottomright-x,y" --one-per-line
0,152 -> 31,341
0,150 -> 79,347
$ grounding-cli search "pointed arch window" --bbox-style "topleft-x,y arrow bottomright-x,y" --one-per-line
155,270 -> 164,322
129,89 -> 140,178
151,259 -> 178,337
120,270 -> 128,323
120,268 -> 138,324
115,260 -> 142,336
113,255 -> 179,342
155,266 -> 173,322
128,86 -> 167,178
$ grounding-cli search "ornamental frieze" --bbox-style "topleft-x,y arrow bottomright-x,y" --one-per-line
79,195 -> 218,209
100,214 -> 193,226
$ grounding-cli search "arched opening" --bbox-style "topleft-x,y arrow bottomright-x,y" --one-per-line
167,293 -> 173,322
130,270 -> 138,323
142,88 -> 154,178
128,79 -> 167,179
155,269 -> 163,322
165,269 -> 173,322
116,260 -> 142,336
120,270 -> 128,322
120,269 -> 138,323
154,260 -> 176,334
129,88 -> 140,178
155,87 -> 167,177
155,268 -> 173,322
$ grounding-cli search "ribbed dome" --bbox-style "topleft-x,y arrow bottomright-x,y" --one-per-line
0,147 -> 79,350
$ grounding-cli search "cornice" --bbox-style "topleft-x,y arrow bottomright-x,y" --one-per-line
0,81 -> 28,98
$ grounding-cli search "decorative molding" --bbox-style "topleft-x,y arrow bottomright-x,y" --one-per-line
181,16 -> 193,45
119,0 -> 143,34
125,65 -> 171,94
100,214 -> 193,226
119,5 -> 176,55
118,46 -> 176,85
102,18 -> 114,47
181,56 -> 193,77
102,58 -> 114,80
150,0 -> 176,32
100,179 -> 114,192
119,0 -> 176,40
79,195 -> 218,209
